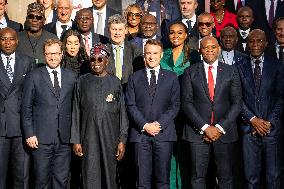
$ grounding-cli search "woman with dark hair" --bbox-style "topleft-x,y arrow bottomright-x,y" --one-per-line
61,29 -> 90,76
160,21 -> 200,189
124,3 -> 144,39
210,0 -> 238,38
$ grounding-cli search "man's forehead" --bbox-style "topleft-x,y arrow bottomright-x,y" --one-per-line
142,16 -> 156,22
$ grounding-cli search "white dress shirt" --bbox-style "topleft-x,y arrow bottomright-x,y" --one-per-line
182,14 -> 197,30
200,60 -> 226,134
234,0 -> 246,9
146,65 -> 160,85
0,16 -> 7,29
221,50 -> 235,65
46,66 -> 62,88
265,0 -> 278,22
56,20 -> 73,38
1,52 -> 16,73
93,5 -> 107,35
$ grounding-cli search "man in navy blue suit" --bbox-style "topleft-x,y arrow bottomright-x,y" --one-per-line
236,29 -> 284,189
182,36 -> 242,189
126,39 -> 180,189
21,38 -> 77,189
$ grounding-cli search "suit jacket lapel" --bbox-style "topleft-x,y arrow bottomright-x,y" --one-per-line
40,67 -> 59,100
8,53 -> 23,93
140,69 -> 150,97
259,56 -> 273,97
198,63 -> 211,101
241,58 -> 256,94
59,68 -> 67,103
214,63 -> 225,99
153,69 -> 165,102
107,44 -> 116,75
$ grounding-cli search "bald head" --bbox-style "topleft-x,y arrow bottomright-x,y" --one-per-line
0,27 -> 17,38
200,36 -> 221,64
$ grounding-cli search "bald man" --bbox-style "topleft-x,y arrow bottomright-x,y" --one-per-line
182,36 -> 242,189
237,29 -> 284,189
0,27 -> 35,189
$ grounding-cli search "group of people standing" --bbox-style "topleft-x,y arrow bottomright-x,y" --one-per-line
0,0 -> 284,189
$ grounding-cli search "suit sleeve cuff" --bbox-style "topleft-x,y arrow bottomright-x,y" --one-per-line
215,124 -> 226,134
200,124 -> 210,134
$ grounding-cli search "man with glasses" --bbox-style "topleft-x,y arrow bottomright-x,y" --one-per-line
17,3 -> 58,66
21,38 -> 77,189
131,14 -> 160,50
44,0 -> 75,39
0,0 -> 23,31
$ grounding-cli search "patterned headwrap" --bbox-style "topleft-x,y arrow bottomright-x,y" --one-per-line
27,2 -> 45,16
90,43 -> 110,58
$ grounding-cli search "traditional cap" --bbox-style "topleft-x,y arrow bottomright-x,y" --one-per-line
27,2 -> 45,15
90,43 -> 110,58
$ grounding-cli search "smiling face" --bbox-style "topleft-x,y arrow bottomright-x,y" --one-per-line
210,0 -> 225,12
92,0 -> 106,10
198,14 -> 214,37
90,54 -> 108,76
274,19 -> 284,46
169,23 -> 188,48
144,44 -> 163,68
200,36 -> 221,65
141,15 -> 158,38
65,35 -> 80,57
0,29 -> 18,55
247,30 -> 267,59
57,0 -> 73,23
127,6 -> 142,28
44,43 -> 63,69
109,23 -> 127,45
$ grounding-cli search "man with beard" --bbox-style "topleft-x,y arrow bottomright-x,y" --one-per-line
17,2 -> 58,66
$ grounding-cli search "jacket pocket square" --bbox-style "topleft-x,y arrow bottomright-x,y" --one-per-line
23,74 -> 26,77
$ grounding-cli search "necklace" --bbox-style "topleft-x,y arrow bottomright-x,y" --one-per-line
216,10 -> 225,23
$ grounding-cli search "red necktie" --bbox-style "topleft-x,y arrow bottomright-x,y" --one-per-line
208,65 -> 214,124
237,0 -> 242,10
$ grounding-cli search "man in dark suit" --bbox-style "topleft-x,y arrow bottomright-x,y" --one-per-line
21,38 -> 77,189
236,29 -> 284,189
0,0 -> 23,32
182,36 -> 242,189
248,0 -> 284,43
126,39 -> 180,189
219,26 -> 247,65
89,0 -> 120,37
107,14 -> 143,89
130,14 -> 160,50
0,27 -> 34,189
235,6 -> 255,55
74,8 -> 109,57
266,17 -> 284,63
44,0 -> 75,39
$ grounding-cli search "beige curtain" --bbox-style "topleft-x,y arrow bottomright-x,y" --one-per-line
6,0 -> 34,25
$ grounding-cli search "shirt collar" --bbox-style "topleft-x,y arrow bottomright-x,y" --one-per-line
46,65 -> 61,75
1,52 -> 15,60
112,43 -> 124,50
203,59 -> 219,69
0,16 -> 7,26
250,54 -> 264,63
56,20 -> 73,27
182,14 -> 197,23
146,65 -> 160,75
93,5 -> 106,14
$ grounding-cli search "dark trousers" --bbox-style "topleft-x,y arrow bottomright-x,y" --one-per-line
242,134 -> 281,189
134,137 -> 173,189
189,141 -> 234,189
0,136 -> 30,189
32,138 -> 71,189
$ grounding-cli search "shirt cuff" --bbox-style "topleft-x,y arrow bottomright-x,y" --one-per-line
215,124 -> 226,134
200,124 -> 210,134
141,123 -> 148,132
250,116 -> 256,121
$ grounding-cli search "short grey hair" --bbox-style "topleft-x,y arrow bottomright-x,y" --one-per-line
108,14 -> 127,27
56,0 -> 73,7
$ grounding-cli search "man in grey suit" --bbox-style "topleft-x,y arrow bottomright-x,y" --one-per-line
182,36 -> 242,189
21,38 -> 77,189
107,14 -> 143,90
0,27 -> 34,189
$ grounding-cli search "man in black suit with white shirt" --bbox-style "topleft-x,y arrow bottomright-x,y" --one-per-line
0,27 -> 34,189
0,0 -> 23,32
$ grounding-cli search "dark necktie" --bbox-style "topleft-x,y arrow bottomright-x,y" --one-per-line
208,65 -> 214,124
149,69 -> 157,100
52,70 -> 60,97
237,0 -> 242,10
5,56 -> 13,82
186,20 -> 192,33
269,0 -> 274,27
241,31 -> 247,39
279,46 -> 284,63
254,60 -> 262,93
61,25 -> 67,36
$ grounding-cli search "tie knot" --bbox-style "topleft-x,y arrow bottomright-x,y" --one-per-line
254,60 -> 261,65
52,70 -> 58,75
6,56 -> 11,61
186,20 -> 192,24
61,25 -> 67,29
116,46 -> 122,51
97,12 -> 102,16
209,65 -> 213,70
150,69 -> 155,75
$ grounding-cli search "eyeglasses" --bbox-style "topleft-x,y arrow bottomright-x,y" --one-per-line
45,52 -> 62,57
127,12 -> 142,18
198,22 -> 213,27
90,57 -> 105,63
27,14 -> 44,20
77,16 -> 92,21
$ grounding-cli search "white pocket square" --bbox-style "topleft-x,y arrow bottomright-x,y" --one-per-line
23,74 -> 26,77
